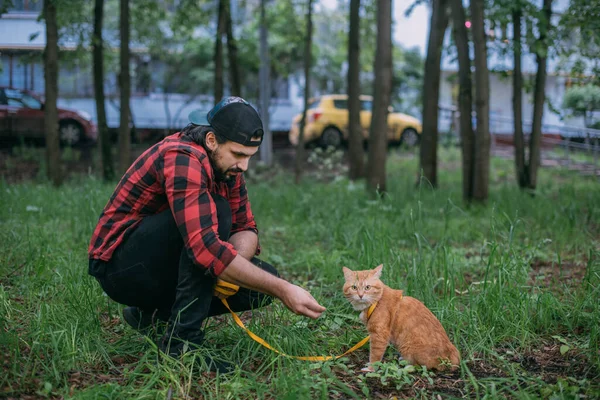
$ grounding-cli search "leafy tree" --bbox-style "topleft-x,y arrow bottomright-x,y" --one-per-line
295,0 -> 314,185
512,0 -> 526,188
563,85 -> 600,128
258,0 -> 273,166
527,0 -> 552,191
224,0 -> 241,97
419,0 -> 449,188
556,0 -> 600,74
470,0 -> 490,201
347,0 -> 365,180
449,0 -> 475,202
43,0 -> 61,186
93,0 -> 114,181
119,0 -> 131,173
366,0 -> 392,194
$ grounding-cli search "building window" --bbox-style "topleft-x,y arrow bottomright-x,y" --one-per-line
1,0 -> 43,12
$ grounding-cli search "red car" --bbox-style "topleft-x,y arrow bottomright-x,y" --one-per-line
0,87 -> 97,146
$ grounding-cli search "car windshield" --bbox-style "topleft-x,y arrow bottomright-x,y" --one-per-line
5,89 -> 42,109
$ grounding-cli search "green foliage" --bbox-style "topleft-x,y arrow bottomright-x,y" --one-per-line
562,85 -> 600,126
557,0 -> 600,60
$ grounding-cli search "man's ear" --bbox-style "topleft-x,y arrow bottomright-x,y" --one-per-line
205,131 -> 218,151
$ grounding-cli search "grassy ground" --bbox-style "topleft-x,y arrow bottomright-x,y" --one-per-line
1,147 -> 599,399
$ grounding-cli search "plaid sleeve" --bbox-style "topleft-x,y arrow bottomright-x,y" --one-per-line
229,174 -> 261,256
163,148 -> 237,276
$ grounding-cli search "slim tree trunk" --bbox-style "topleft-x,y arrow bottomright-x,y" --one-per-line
225,0 -> 241,97
450,0 -> 475,201
294,0 -> 313,184
347,0 -> 364,180
93,0 -> 114,181
119,0 -> 131,173
366,0 -> 392,194
470,0 -> 490,201
419,0 -> 449,188
214,0 -> 226,105
259,0 -> 272,165
512,7 -> 527,188
43,0 -> 61,186
528,0 -> 552,190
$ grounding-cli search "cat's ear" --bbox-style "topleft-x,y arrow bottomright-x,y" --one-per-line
342,266 -> 354,281
372,264 -> 383,279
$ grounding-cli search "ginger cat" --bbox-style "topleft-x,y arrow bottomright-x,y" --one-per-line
342,264 -> 460,372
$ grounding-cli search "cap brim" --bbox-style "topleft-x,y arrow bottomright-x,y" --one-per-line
188,109 -> 209,125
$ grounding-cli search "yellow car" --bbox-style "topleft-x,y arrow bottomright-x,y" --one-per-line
288,94 -> 422,148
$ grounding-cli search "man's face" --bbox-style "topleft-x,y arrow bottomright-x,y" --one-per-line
207,138 -> 259,182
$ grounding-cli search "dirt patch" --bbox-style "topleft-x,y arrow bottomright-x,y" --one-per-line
325,338 -> 598,399
528,259 -> 589,292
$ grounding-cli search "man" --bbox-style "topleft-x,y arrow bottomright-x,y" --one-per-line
88,96 -> 325,371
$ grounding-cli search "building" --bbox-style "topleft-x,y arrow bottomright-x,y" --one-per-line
0,0 -> 301,140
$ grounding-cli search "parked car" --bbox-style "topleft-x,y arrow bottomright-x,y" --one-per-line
0,87 -> 97,146
288,94 -> 422,148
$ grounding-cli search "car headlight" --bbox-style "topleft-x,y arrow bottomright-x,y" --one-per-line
77,110 -> 92,121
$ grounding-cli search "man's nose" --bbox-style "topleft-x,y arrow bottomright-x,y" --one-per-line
239,158 -> 250,172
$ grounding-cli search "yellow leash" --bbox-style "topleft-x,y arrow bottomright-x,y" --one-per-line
214,280 -> 374,361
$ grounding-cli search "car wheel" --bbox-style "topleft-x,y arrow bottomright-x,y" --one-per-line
59,121 -> 83,146
400,128 -> 419,147
320,127 -> 343,149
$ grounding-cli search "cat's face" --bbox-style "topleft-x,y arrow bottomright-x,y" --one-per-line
342,264 -> 384,310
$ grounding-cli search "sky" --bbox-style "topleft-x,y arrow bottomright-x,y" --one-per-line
320,0 -> 430,56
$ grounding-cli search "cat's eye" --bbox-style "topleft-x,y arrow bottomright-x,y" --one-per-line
365,285 -> 371,290
351,285 -> 357,290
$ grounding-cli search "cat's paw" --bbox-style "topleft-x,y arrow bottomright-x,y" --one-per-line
360,365 -> 374,373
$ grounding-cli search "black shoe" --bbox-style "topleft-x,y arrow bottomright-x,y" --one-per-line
158,333 -> 233,374
122,306 -> 165,333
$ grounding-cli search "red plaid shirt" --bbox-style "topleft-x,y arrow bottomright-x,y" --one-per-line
88,132 -> 259,276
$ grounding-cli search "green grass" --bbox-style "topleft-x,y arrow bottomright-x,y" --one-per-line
1,148 -> 599,399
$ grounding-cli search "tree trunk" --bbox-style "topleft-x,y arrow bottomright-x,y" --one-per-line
419,0 -> 449,188
214,0 -> 226,105
93,0 -> 114,181
119,0 -> 131,173
470,0 -> 490,201
43,0 -> 61,186
450,0 -> 475,201
294,0 -> 313,184
512,7 -> 527,188
225,0 -> 241,97
527,0 -> 552,190
347,0 -> 364,180
259,0 -> 272,165
366,0 -> 392,194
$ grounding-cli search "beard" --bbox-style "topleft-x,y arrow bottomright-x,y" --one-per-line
208,148 -> 242,183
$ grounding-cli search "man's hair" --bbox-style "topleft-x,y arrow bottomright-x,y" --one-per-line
181,124 -> 227,147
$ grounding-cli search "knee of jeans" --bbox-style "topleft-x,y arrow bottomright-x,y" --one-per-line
252,258 -> 280,278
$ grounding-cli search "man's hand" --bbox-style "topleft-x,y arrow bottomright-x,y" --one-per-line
279,283 -> 326,319
220,255 -> 326,319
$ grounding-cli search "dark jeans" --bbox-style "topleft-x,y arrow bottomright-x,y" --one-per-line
89,193 -> 277,343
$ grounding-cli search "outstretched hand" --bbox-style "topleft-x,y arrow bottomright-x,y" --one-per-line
280,283 -> 326,319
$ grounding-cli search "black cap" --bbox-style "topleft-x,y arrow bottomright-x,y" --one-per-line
188,97 -> 264,147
